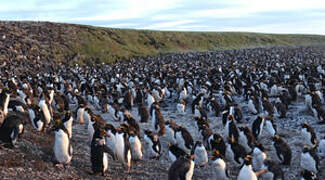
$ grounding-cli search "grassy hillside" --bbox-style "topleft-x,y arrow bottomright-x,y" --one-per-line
1,21 -> 325,64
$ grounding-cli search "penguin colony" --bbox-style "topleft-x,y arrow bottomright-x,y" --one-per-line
0,46 -> 324,179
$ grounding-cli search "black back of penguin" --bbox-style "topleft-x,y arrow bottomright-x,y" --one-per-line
138,103 -> 149,123
263,159 -> 284,180
168,154 -> 194,180
209,133 -> 226,157
252,116 -> 264,140
90,128 -> 114,175
229,138 -> 247,164
300,169 -> 318,180
273,134 -> 292,165
0,114 -> 25,147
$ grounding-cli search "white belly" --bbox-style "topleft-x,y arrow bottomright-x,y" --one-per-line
185,160 -> 194,180
53,130 -> 72,164
238,165 -> 257,180
300,153 -> 317,173
194,146 -> 208,166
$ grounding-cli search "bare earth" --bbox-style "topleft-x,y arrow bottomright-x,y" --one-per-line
0,96 -> 324,180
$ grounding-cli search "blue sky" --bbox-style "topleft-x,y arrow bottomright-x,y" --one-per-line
1,0 -> 325,35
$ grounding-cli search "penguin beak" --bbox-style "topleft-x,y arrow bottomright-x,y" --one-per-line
105,134 -> 110,138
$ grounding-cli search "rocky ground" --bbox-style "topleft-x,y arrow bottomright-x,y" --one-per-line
0,95 -> 324,180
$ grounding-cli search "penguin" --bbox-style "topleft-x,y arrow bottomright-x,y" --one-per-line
114,126 -> 132,173
318,136 -> 325,156
52,118 -> 72,167
151,104 -> 166,135
38,92 -> 52,126
143,129 -> 161,159
274,99 -> 287,118
168,144 -> 187,162
123,89 -> 133,110
128,130 -> 143,161
208,133 -> 226,157
264,116 -> 277,137
0,88 -> 11,117
87,110 -> 96,145
252,116 -> 265,140
224,115 -> 239,142
300,169 -> 318,180
252,143 -> 267,171
177,99 -> 186,114
0,114 -> 25,148
8,99 -> 28,113
168,154 -> 195,180
210,150 -> 229,180
300,145 -> 319,173
76,103 -> 86,124
165,120 -> 178,145
192,93 -> 204,114
90,127 -> 115,176
237,155 -> 257,180
301,122 -> 318,147
194,105 -> 208,120
138,103 -> 149,123
238,126 -> 255,152
262,97 -> 275,116
175,126 -> 194,154
62,110 -> 73,139
147,92 -> 155,109
192,141 -> 208,167
208,97 -> 221,117
226,138 -> 247,164
247,95 -> 258,115
29,104 -> 45,132
104,124 -> 116,158
262,159 -> 284,180
272,134 -> 292,165
123,109 -> 140,136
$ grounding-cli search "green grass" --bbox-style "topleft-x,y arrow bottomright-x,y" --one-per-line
4,21 -> 325,64
64,24 -> 325,64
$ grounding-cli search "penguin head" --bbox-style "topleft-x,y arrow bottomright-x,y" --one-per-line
301,122 -> 310,129
185,153 -> 195,161
263,159 -> 272,168
302,145 -> 311,153
104,124 -> 115,133
300,169 -> 318,180
210,150 -> 223,161
243,155 -> 253,165
62,110 -> 72,122
2,88 -> 10,95
195,141 -> 203,147
52,119 -> 63,131
238,126 -> 248,132
144,129 -> 152,136
254,142 -> 265,152
272,133 -> 280,142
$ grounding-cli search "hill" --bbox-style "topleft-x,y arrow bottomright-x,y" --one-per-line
1,21 -> 325,64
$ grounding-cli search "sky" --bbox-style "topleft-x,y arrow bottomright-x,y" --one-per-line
1,0 -> 325,35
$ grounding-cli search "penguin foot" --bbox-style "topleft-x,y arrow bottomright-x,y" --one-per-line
124,167 -> 131,174
55,164 -> 64,169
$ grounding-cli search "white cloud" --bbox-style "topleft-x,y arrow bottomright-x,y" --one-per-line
0,0 -> 325,34
140,20 -> 195,30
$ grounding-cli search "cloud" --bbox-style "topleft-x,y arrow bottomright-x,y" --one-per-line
0,0 -> 324,34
